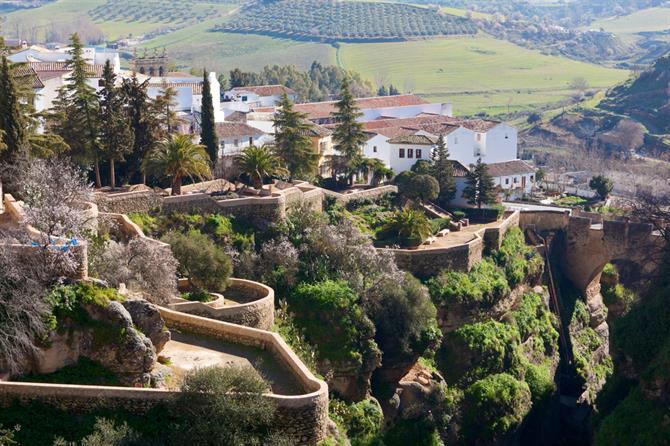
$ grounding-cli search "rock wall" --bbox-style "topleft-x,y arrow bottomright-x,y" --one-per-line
321,185 -> 398,204
95,190 -> 164,214
388,237 -> 484,277
169,278 -> 275,330
483,210 -> 520,252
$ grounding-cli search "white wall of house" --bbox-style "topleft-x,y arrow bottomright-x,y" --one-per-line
219,133 -> 268,157
494,172 -> 535,195
34,76 -> 66,113
450,177 -> 470,207
224,90 -> 296,108
360,103 -> 452,122
478,124 -> 518,165
362,134 -> 391,166
388,143 -> 432,172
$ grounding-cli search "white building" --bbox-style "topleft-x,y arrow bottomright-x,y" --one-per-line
8,45 -> 121,73
386,134 -> 435,172
224,85 -> 297,110
216,122 -> 270,158
147,72 -> 224,123
487,160 -> 536,199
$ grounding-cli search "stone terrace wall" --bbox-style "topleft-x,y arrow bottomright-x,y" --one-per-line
159,308 -> 328,444
321,185 -> 398,204
169,278 -> 275,330
519,210 -> 571,232
483,210 -> 520,252
0,309 -> 329,445
95,190 -> 164,214
388,236 -> 484,277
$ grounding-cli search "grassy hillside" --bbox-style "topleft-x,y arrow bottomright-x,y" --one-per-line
590,7 -> 670,41
338,36 -> 629,115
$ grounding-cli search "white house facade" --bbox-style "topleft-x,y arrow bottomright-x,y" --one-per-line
224,85 -> 297,110
387,135 -> 435,173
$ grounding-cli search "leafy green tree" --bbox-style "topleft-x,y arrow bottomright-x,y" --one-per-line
171,366 -> 288,446
163,229 -> 232,293
332,77 -> 367,184
98,60 -> 133,189
405,174 -> 439,204
235,145 -> 288,190
0,56 -> 27,162
122,74 -> 160,184
432,135 -> 457,206
200,70 -> 219,165
142,133 -> 212,195
411,159 -> 433,175
273,93 -> 317,179
589,174 -> 614,200
49,33 -> 102,186
463,158 -> 497,209
381,208 -> 433,247
361,158 -> 393,186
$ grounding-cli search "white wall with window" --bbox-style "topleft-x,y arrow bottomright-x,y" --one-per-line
388,142 -> 432,172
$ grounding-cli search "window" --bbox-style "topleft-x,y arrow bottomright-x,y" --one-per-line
373,146 -> 377,153
408,149 -> 414,158
320,141 -> 327,153
505,178 -> 509,185
241,96 -> 248,102
249,137 -> 253,145
399,148 -> 405,158
513,177 -> 518,183
416,149 -> 422,158
234,139 -> 239,147
505,134 -> 509,139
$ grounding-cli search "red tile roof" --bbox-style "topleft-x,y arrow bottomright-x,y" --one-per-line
230,85 -> 296,97
454,118 -> 501,132
486,160 -> 535,178
216,122 -> 265,138
295,94 -> 429,120
28,61 -> 105,77
388,134 -> 437,145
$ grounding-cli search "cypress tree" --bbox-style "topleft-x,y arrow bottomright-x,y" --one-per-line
200,70 -> 219,165
463,158 -> 497,209
389,84 -> 400,96
0,56 -> 26,161
377,85 -> 388,96
273,92 -> 317,179
332,77 -> 366,185
99,60 -> 134,189
432,135 -> 456,206
122,74 -> 160,184
50,33 -> 102,186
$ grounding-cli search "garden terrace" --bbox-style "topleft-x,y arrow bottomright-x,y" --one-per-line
215,0 -> 476,43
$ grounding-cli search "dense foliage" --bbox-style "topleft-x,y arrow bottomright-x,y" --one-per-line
216,0 -> 476,42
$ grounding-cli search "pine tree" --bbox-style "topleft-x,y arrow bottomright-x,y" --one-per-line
0,56 -> 26,161
377,85 -> 388,96
122,74 -> 160,184
273,92 -> 317,179
432,135 -> 456,207
99,60 -> 134,189
154,82 -> 179,136
463,158 -> 497,209
200,70 -> 219,165
389,84 -> 400,96
49,33 -> 102,186
332,77 -> 366,185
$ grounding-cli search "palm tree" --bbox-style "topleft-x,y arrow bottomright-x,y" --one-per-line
235,145 -> 288,190
382,208 -> 433,247
142,134 -> 212,196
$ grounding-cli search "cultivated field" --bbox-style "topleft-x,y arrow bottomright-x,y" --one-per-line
338,36 -> 629,115
589,7 -> 670,41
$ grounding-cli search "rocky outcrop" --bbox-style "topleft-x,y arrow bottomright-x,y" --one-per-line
32,298 -> 166,387
320,355 -> 381,402
122,298 -> 171,353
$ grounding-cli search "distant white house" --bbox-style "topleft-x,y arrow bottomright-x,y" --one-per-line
487,160 -> 537,199
146,72 -> 224,123
216,122 -> 270,158
224,85 -> 297,111
386,134 -> 435,173
8,45 -> 121,73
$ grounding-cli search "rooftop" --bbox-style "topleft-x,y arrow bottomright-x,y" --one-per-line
216,122 -> 266,138
230,84 -> 296,97
294,94 -> 429,120
387,134 -> 437,145
486,159 -> 536,177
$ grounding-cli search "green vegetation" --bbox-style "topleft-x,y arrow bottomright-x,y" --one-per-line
329,399 -> 384,446
235,145 -> 288,189
590,7 -> 670,41
289,280 -> 378,366
17,357 -> 120,386
428,258 -> 510,308
339,36 -> 628,115
462,373 -> 532,443
162,229 -> 233,293
589,174 -> 614,200
553,195 -> 589,207
48,282 -> 125,330
380,208 -> 434,247
216,0 -> 476,42
492,227 -> 545,287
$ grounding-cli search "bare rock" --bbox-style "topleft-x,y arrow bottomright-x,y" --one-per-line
122,298 -> 171,353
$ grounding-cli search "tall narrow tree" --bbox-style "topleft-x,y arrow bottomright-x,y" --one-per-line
154,82 -> 179,136
99,60 -> 134,189
200,70 -> 219,165
49,33 -> 102,186
432,135 -> 456,207
332,77 -> 366,185
0,56 -> 26,161
463,158 -> 497,209
273,92 -> 317,179
122,74 -> 160,184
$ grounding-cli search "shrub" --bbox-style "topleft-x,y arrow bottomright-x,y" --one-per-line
430,217 -> 451,234
170,366 -> 288,446
162,230 -> 233,293
428,258 -> 510,308
461,373 -> 532,443
492,227 -> 544,287
53,418 -> 138,446
329,399 -> 383,446
289,280 -> 379,366
368,275 -> 441,365
379,208 -> 433,247
511,292 -> 559,355
524,362 -> 555,403
0,424 -> 19,446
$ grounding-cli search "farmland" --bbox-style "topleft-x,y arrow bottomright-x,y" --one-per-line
589,7 -> 670,41
216,0 -> 476,42
338,36 -> 629,115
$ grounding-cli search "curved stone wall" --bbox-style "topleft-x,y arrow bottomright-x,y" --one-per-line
170,278 -> 275,330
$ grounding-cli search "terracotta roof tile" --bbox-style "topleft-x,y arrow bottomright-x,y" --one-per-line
295,94 -> 429,120
388,134 -> 437,145
230,85 -> 296,97
486,160 -> 535,178
216,122 -> 266,138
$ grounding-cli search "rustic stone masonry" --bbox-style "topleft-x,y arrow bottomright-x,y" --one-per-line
0,308 -> 329,445
169,278 -> 275,330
